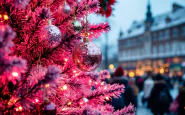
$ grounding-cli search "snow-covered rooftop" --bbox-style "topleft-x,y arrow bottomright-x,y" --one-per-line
121,5 -> 185,39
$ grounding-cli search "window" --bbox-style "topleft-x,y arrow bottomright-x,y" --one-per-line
181,26 -> 185,36
140,49 -> 143,55
127,40 -> 131,47
137,49 -> 140,56
159,31 -> 164,40
165,43 -> 170,53
119,53 -> 121,60
159,45 -> 164,53
173,28 -> 179,37
131,39 -> 135,46
152,46 -> 157,54
137,37 -> 143,44
165,29 -> 170,38
152,33 -> 158,41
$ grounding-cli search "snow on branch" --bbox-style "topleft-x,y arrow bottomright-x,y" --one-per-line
112,104 -> 136,115
88,22 -> 110,39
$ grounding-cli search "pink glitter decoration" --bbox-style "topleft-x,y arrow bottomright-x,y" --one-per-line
72,42 -> 102,72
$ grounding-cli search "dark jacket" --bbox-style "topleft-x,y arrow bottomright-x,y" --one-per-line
110,76 -> 136,110
177,86 -> 185,115
148,80 -> 172,114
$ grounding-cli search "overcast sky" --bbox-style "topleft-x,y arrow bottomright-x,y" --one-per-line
89,0 -> 185,58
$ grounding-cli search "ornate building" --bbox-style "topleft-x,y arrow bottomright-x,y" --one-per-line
118,3 -> 185,76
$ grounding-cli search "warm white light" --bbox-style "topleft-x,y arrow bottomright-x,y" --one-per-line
12,72 -> 19,77
129,72 -> 135,78
45,84 -> 50,88
105,96 -> 109,100
35,99 -> 39,103
109,64 -> 114,70
62,85 -> 68,90
64,58 -> 68,62
160,68 -> 164,74
62,108 -> 67,111
104,86 -> 107,90
3,14 -> 8,20
19,106 -> 22,111
67,101 -> 72,105
16,106 -> 22,111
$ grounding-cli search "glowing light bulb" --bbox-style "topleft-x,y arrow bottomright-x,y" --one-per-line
62,85 -> 67,90
62,108 -> 67,111
109,64 -> 114,70
101,82 -> 104,86
64,58 -> 68,62
35,99 -> 39,103
16,108 -> 19,111
105,96 -> 109,100
67,101 -> 72,106
104,86 -> 107,90
79,101 -> 84,105
73,70 -> 76,73
16,106 -> 22,111
87,32 -> 90,36
45,84 -> 50,88
12,72 -> 19,77
19,106 -> 22,111
129,72 -> 135,78
3,14 -> 8,20
0,14 -> 2,18
95,82 -> 98,85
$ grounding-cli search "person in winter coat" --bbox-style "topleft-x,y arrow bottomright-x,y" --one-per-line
128,78 -> 139,107
135,76 -> 144,91
143,71 -> 154,106
109,66 -> 135,110
177,81 -> 185,115
148,74 -> 172,115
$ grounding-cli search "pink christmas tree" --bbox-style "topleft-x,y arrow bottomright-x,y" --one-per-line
0,0 -> 135,114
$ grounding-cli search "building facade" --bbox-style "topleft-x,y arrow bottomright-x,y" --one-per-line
118,3 -> 185,76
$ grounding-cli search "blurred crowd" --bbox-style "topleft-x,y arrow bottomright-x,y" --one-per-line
106,66 -> 185,115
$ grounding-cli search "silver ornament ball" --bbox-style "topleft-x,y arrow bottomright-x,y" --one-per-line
41,24 -> 62,47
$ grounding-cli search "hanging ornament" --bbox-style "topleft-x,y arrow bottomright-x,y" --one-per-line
71,18 -> 82,33
72,38 -> 102,72
62,1 -> 71,14
40,102 -> 56,115
40,20 -> 62,47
